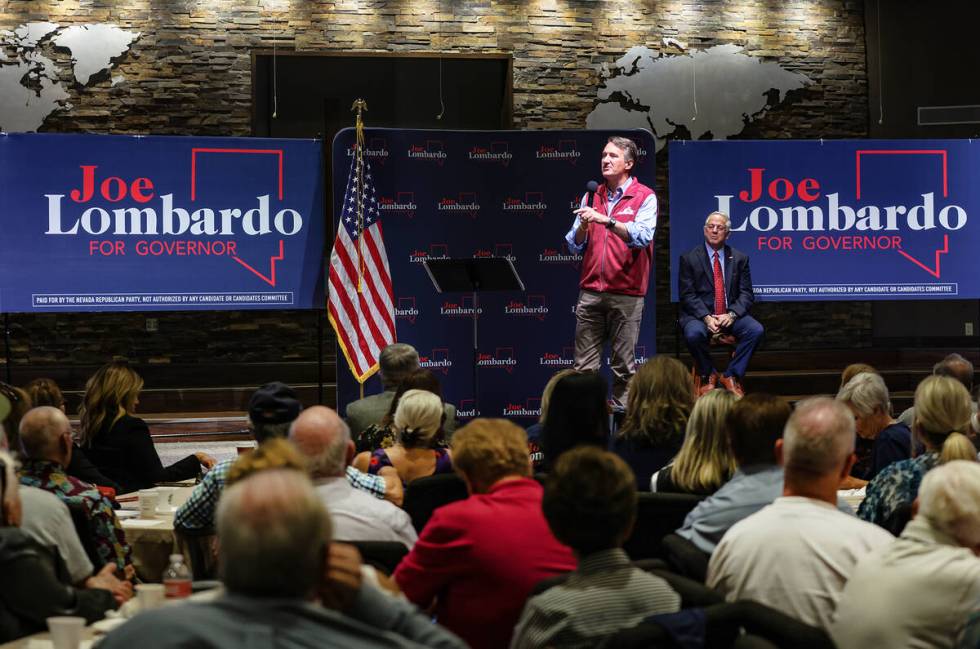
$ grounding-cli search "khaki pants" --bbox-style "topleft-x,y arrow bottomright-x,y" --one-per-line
573,289 -> 644,407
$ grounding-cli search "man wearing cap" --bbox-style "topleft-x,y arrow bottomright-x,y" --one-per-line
175,383 -> 402,531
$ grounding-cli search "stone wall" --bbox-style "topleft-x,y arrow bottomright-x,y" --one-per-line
0,0 -> 870,380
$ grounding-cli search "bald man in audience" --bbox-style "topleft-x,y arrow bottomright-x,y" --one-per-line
832,460 -> 980,649
18,407 -> 134,573
290,406 -> 417,549
99,470 -> 466,649
707,398 -> 894,629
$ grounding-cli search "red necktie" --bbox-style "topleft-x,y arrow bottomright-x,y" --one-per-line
713,252 -> 725,315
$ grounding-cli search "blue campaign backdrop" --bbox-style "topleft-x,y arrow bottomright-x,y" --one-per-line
0,133 -> 325,312
670,140 -> 980,301
332,128 -> 658,424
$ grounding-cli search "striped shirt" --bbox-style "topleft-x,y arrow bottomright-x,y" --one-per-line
175,459 -> 387,531
510,548 -> 680,649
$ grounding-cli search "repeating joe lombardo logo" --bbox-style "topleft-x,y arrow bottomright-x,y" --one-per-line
504,293 -> 549,321
418,347 -> 452,375
407,140 -> 447,166
606,345 -> 650,366
440,293 -> 482,317
536,139 -> 581,165
468,142 -> 513,166
503,398 -> 542,418
347,137 -> 390,166
456,398 -> 481,419
477,347 -> 518,373
409,243 -> 450,264
473,243 -> 516,263
539,245 -> 582,267
377,191 -> 417,219
502,191 -> 548,219
394,296 -> 419,324
437,192 -> 481,219
539,346 -> 575,367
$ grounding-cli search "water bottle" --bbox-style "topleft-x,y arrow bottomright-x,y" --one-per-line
163,553 -> 192,599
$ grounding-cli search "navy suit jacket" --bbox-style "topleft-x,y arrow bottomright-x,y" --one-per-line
678,244 -> 755,328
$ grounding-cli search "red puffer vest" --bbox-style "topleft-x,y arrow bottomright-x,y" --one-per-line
578,179 -> 656,296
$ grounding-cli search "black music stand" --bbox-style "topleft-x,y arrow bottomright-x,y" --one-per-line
422,257 -> 525,410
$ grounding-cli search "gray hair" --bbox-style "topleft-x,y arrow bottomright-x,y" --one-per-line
252,421 -> 293,445
379,343 -> 420,389
217,469 -> 331,598
836,372 -> 891,417
288,406 -> 351,479
783,397 -> 855,476
704,211 -> 731,229
918,460 -> 980,547
394,389 -> 443,447
606,136 -> 639,163
19,407 -> 69,459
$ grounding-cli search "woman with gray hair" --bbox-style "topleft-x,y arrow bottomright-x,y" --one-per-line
836,371 -> 911,484
353,390 -> 453,485
831,460 -> 980,649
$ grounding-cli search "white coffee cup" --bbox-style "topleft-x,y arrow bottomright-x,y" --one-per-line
138,490 -> 159,519
47,615 -> 85,649
155,487 -> 177,513
136,583 -> 166,612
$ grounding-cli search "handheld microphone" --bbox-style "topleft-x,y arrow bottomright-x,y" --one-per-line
585,180 -> 599,207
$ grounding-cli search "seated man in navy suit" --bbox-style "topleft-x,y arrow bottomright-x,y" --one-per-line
678,211 -> 764,397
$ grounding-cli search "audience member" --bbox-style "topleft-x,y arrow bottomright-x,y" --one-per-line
836,372 -> 911,484
652,388 -> 738,494
18,407 -> 133,571
708,398 -> 894,628
355,369 -> 456,453
353,390 -> 453,485
612,356 -> 694,490
291,406 -> 416,548
525,368 -> 577,445
99,470 -> 467,649
0,383 -> 30,453
78,362 -> 215,493
224,438 -> 307,486
960,607 -> 980,649
540,371 -> 609,471
860,375 -> 978,529
0,450 -> 117,643
175,382 -> 303,531
512,447 -> 680,648
15,442 -> 133,605
832,460 -> 980,649
346,343 -> 459,439
23,378 -> 121,492
675,393 -> 791,553
839,363 -> 878,389
394,419 -> 576,649
898,353 -> 977,428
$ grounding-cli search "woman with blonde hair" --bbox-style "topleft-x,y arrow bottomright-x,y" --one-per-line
353,389 -> 452,484
611,356 -> 694,491
79,361 -> 214,494
859,375 -> 978,531
651,388 -> 738,495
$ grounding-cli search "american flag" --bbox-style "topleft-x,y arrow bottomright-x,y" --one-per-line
328,146 -> 396,383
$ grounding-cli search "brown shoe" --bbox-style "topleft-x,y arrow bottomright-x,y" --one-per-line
697,372 -> 719,397
719,374 -> 744,398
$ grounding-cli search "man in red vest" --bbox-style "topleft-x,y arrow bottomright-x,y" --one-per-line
565,137 -> 657,409
678,211 -> 764,397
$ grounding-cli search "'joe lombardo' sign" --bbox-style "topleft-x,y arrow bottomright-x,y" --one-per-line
669,140 -> 978,301
0,133 -> 325,313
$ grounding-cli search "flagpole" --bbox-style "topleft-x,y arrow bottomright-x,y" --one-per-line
351,100 -> 369,398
